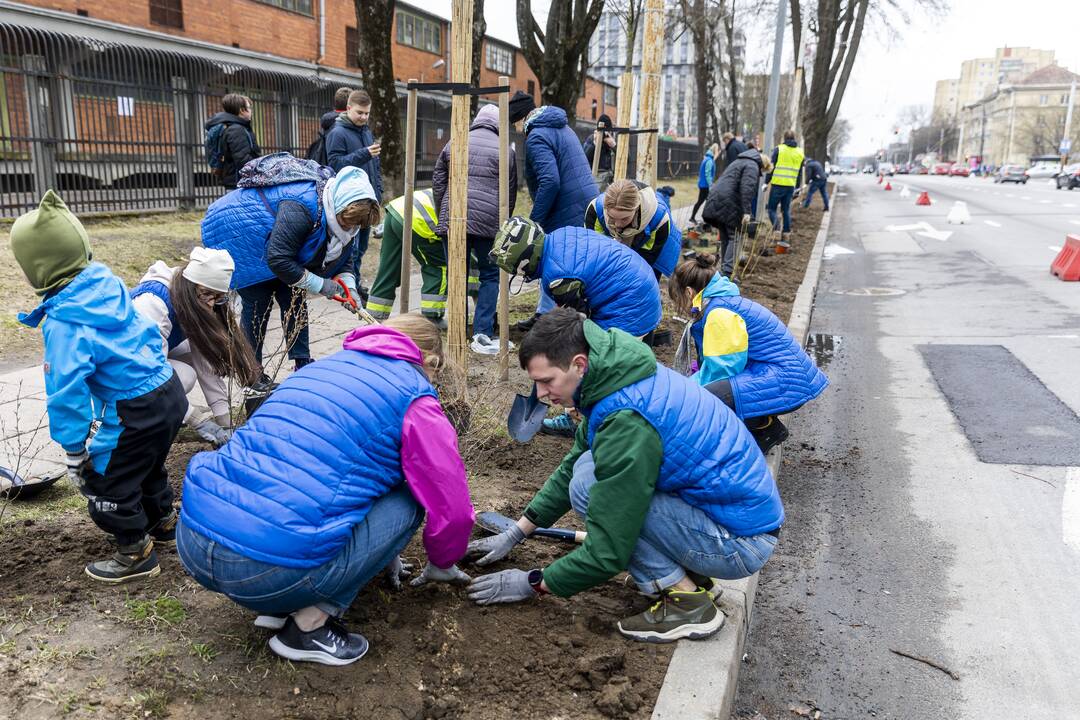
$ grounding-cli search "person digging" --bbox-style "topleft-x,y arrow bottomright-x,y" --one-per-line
490,216 -> 661,438
465,308 -> 784,642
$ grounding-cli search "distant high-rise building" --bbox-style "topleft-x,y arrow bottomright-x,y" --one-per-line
933,47 -> 1057,120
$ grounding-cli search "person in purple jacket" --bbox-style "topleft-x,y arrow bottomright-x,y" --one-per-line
176,314 -> 475,666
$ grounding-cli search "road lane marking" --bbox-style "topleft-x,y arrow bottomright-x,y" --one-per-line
1050,246 -> 1062,252
984,221 -> 1002,227
1040,200 -> 1052,204
1071,220 -> 1080,226
823,244 -> 856,259
1064,468 -> 1080,554
1065,203 -> 1077,208
1022,196 -> 1032,200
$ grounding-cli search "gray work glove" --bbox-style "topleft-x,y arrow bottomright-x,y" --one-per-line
318,276 -> 344,298
64,449 -> 89,488
385,555 -> 415,590
193,418 -> 231,448
467,569 -> 537,605
465,523 -> 527,566
410,562 -> 472,587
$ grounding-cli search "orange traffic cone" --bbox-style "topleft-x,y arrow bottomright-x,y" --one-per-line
877,175 -> 883,184
884,181 -> 892,191
916,191 -> 931,206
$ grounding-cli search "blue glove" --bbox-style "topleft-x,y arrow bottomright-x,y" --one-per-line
467,569 -> 537,605
297,271 -> 340,298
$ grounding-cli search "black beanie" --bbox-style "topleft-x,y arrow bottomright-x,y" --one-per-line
509,90 -> 537,123
598,114 -> 613,130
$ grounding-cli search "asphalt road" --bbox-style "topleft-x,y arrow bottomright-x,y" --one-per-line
733,174 -> 1080,719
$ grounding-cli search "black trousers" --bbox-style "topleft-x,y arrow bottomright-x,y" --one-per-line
717,223 -> 737,277
690,187 -> 709,221
237,277 -> 311,364
81,373 -> 186,545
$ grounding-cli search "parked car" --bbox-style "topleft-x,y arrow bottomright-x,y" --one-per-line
878,162 -> 896,176
1056,163 -> 1080,190
1025,162 -> 1061,179
949,164 -> 971,177
862,165 -> 875,174
915,165 -> 929,175
994,165 -> 1028,184
932,163 -> 952,175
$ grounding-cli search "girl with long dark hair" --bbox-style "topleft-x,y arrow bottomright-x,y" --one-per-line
132,248 -> 260,447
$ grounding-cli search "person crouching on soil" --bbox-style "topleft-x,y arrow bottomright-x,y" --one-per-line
132,248 -> 261,448
176,314 -> 475,666
669,253 -> 828,453
464,308 -> 784,643
490,216 -> 662,438
584,179 -> 682,279
11,191 -> 187,583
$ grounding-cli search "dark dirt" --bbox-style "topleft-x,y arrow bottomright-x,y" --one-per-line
0,201 -> 823,720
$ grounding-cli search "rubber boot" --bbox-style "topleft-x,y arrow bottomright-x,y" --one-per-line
85,535 -> 160,584
746,415 -> 789,455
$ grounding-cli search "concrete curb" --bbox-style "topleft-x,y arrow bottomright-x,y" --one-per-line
652,190 -> 837,720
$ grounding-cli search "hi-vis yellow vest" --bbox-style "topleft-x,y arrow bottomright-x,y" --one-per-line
771,144 -> 804,187
388,189 -> 439,242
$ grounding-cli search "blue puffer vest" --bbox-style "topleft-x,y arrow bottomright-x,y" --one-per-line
179,349 -> 436,568
201,181 -> 326,289
691,295 -> 828,418
590,194 -> 682,277
130,280 -> 185,351
538,226 -> 661,337
583,363 -> 783,536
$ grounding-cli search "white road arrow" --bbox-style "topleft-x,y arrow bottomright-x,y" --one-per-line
916,228 -> 953,241
823,244 -> 856,259
885,221 -> 952,242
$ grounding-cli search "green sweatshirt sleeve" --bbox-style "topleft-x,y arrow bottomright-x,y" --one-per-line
541,410 -> 662,598
523,418 -> 590,528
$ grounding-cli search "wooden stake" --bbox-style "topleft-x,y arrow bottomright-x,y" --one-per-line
497,75 -> 511,381
614,72 -> 633,181
591,128 -> 602,179
399,79 -> 418,314
448,0 -> 474,369
637,0 -> 663,187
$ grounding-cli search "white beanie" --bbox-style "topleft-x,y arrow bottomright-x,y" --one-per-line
182,247 -> 234,292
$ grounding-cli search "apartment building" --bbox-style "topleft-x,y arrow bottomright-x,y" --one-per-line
932,46 -> 1056,120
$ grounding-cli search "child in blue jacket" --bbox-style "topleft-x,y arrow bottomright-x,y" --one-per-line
12,191 -> 188,583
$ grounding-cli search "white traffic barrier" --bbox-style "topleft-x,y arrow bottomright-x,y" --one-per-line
899,185 -> 911,198
947,201 -> 971,225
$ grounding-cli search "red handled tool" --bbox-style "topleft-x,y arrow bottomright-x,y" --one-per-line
332,278 -> 379,325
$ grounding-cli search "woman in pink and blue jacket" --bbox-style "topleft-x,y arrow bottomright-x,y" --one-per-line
177,314 -> 475,667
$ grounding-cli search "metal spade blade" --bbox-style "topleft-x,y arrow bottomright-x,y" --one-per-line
506,383 -> 549,443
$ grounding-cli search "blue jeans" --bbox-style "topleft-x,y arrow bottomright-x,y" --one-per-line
468,235 -> 499,337
176,486 -> 423,617
568,451 -> 778,594
767,185 -> 795,233
350,227 -> 371,284
237,278 -> 310,363
803,180 -> 829,210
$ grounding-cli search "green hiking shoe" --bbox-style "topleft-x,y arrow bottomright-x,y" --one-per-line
85,536 -> 160,584
617,587 -> 724,643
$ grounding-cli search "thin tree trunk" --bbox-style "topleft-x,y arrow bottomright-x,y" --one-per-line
355,0 -> 403,199
471,0 -> 487,116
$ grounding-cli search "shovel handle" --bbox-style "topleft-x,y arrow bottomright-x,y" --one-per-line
533,527 -> 586,544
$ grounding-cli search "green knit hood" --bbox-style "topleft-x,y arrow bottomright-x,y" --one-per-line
577,320 -> 658,409
10,191 -> 91,297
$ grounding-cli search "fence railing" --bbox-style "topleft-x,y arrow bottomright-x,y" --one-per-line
0,21 -> 699,219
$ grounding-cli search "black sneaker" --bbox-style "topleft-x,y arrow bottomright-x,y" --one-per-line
268,617 -> 369,666
85,536 -> 160,584
514,313 -> 542,333
746,415 -> 789,454
149,509 -> 178,548
293,358 -> 314,372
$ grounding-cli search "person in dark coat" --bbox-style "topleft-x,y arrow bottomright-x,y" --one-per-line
205,94 -> 261,190
801,157 -> 829,211
702,148 -> 766,277
583,114 -> 616,190
320,86 -> 352,134
325,90 -> 383,292
432,104 -> 518,353
723,132 -> 749,168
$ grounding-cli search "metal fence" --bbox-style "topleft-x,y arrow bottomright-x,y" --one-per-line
0,21 -> 699,219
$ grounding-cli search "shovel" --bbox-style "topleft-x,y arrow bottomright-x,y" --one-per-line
506,383 -> 549,443
476,511 -> 586,544
0,465 -> 64,500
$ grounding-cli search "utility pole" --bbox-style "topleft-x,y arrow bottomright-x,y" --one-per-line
1062,78 -> 1076,165
758,0 -> 786,217
637,0 -> 664,186
977,104 -> 987,170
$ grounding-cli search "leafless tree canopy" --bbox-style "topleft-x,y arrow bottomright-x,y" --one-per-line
354,0 -> 403,199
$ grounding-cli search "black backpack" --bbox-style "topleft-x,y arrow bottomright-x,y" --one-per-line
305,131 -> 329,166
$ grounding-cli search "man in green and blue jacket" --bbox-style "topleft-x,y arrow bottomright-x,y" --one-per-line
465,308 -> 784,642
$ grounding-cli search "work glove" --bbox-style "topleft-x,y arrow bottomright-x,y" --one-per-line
64,449 -> 89,488
192,418 -> 231,448
465,523 -> 526,566
741,213 -> 751,225
335,272 -> 357,295
297,271 -> 343,298
385,555 -> 415,590
467,569 -> 537,605
410,562 -> 472,587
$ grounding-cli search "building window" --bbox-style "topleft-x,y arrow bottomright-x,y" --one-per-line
1039,94 -> 1048,105
250,0 -> 313,15
1063,94 -> 1071,105
485,42 -> 514,75
604,85 -> 617,106
149,0 -> 183,29
591,99 -> 597,119
346,27 -> 360,69
527,80 -> 535,99
397,10 -> 441,55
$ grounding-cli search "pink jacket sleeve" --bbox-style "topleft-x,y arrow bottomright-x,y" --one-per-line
401,395 -> 476,568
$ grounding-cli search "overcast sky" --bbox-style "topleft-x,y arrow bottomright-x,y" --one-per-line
454,0 -> 1079,157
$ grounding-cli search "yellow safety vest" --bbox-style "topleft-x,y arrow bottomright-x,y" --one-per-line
772,144 -> 805,187
388,189 -> 440,242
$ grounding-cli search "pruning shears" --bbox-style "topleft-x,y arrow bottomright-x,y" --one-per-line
332,278 -> 380,325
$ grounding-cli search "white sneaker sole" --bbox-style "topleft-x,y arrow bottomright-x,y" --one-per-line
470,343 -> 499,355
617,611 -> 725,643
254,614 -> 289,630
267,636 -> 368,666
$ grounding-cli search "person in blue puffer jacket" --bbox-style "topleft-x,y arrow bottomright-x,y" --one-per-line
177,315 -> 476,667
11,191 -> 188,584
201,164 -> 381,374
516,105 -> 599,330
584,179 -> 683,278
669,253 -> 829,453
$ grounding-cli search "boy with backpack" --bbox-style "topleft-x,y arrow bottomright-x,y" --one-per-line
205,94 -> 261,190
305,86 -> 352,166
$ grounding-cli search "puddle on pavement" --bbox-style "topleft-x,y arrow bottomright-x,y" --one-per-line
829,286 -> 907,296
806,333 -> 842,368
